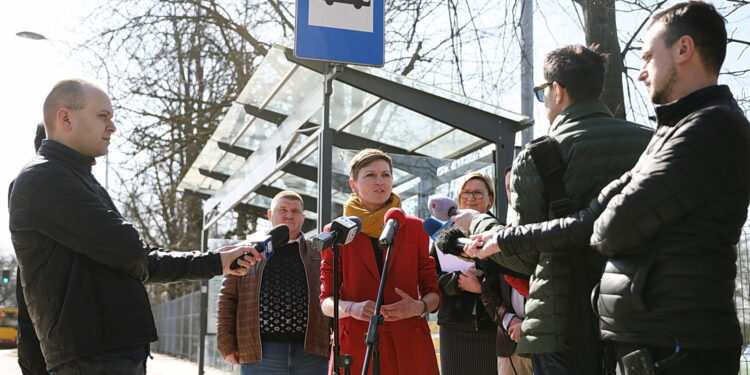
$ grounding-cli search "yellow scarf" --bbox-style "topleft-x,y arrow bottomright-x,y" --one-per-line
344,193 -> 402,238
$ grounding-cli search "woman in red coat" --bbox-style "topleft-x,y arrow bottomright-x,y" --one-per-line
320,148 -> 441,375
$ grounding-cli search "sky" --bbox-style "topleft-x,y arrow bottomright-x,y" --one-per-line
0,1 -> 103,255
0,0 -> 747,256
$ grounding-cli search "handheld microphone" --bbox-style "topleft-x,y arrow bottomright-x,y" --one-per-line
435,225 -> 476,258
428,195 -> 458,221
422,217 -> 453,241
310,216 -> 363,252
378,208 -> 406,250
229,224 -> 290,270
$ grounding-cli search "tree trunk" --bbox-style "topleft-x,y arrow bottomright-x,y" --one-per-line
578,0 -> 626,119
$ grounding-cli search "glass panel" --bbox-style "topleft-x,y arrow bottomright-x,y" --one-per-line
329,81 -> 379,130
192,141 -> 224,170
237,45 -> 296,108
349,64 -> 528,123
212,103 -> 253,143
416,129 -> 487,159
264,67 -> 322,115
233,118 -> 278,151
213,153 -> 247,176
343,100 -> 451,151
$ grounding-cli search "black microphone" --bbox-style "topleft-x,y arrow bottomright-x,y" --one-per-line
435,225 -> 474,257
310,216 -> 363,252
229,224 -> 290,270
378,208 -> 406,250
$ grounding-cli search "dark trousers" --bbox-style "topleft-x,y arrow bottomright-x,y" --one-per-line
50,352 -> 145,375
532,352 -> 567,375
614,343 -> 740,375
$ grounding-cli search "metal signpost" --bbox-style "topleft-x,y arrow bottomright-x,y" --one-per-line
295,1 -> 384,374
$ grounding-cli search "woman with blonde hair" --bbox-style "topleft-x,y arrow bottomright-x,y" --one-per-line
320,149 -> 440,375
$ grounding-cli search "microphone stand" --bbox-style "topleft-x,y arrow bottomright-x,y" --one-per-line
361,241 -> 395,375
332,242 -> 353,375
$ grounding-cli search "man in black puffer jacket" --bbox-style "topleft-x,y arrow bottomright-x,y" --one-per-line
466,2 -> 749,374
9,79 -> 260,374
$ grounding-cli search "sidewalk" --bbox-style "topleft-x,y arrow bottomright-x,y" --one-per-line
0,348 -> 234,375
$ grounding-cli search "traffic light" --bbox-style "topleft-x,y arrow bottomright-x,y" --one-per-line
1,269 -> 9,284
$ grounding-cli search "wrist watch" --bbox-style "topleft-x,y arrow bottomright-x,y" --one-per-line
418,299 -> 429,319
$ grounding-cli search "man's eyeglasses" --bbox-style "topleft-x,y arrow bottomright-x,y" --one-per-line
533,82 -> 552,103
459,191 -> 486,200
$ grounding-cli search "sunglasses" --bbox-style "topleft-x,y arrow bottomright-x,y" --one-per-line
533,82 -> 552,103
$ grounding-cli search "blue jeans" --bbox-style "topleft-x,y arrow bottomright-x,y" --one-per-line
240,342 -> 329,375
532,352 -> 567,375
50,352 -> 145,375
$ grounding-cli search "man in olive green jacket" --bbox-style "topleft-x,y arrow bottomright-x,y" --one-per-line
457,45 -> 651,375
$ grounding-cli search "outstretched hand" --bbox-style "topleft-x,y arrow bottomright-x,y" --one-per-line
219,245 -> 262,276
463,232 -> 501,259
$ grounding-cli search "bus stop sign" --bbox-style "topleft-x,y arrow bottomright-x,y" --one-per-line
295,0 -> 384,67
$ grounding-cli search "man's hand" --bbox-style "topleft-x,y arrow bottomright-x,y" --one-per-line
223,352 -> 239,365
381,288 -> 423,321
219,245 -> 262,276
508,316 -> 523,342
463,232 -> 501,259
348,300 -> 376,321
450,208 -> 480,232
457,267 -> 482,293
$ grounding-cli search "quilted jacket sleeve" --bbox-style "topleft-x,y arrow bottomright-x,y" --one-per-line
145,249 -> 222,283
591,110 -> 739,256
490,172 -> 631,259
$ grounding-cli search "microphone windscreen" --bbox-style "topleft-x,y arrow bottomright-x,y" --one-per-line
383,207 -> 406,227
428,195 -> 458,221
422,217 -> 444,238
268,224 -> 290,247
435,226 -> 467,257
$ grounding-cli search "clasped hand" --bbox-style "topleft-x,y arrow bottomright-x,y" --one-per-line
349,288 -> 423,322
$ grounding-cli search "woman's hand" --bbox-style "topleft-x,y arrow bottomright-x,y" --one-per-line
508,316 -> 523,342
348,300 -> 376,321
457,267 -> 482,293
380,288 -> 424,321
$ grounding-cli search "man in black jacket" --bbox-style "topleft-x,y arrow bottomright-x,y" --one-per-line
467,2 -> 749,374
8,79 -> 260,374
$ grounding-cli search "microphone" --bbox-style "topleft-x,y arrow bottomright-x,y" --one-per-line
310,216 -> 363,252
378,208 -> 406,250
428,195 -> 458,221
435,225 -> 475,258
422,217 -> 453,241
229,224 -> 290,270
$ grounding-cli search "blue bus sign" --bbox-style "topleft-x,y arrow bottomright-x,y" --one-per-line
295,0 -> 384,67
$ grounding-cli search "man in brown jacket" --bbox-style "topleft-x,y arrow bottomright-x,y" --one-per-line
217,191 -> 330,374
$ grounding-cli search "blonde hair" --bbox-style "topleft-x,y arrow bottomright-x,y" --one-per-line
347,149 -> 393,180
458,171 -> 495,211
270,190 -> 304,210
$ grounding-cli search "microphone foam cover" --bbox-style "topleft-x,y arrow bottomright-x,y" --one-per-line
428,195 -> 458,221
435,226 -> 466,257
268,224 -> 290,246
384,207 -> 406,227
422,217 -> 444,237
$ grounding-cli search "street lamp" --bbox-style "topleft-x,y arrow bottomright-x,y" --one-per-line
15,31 -> 47,41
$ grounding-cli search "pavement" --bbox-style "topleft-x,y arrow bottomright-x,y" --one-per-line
0,348 -> 235,375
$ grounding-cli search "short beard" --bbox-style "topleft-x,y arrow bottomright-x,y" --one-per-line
651,64 -> 677,105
